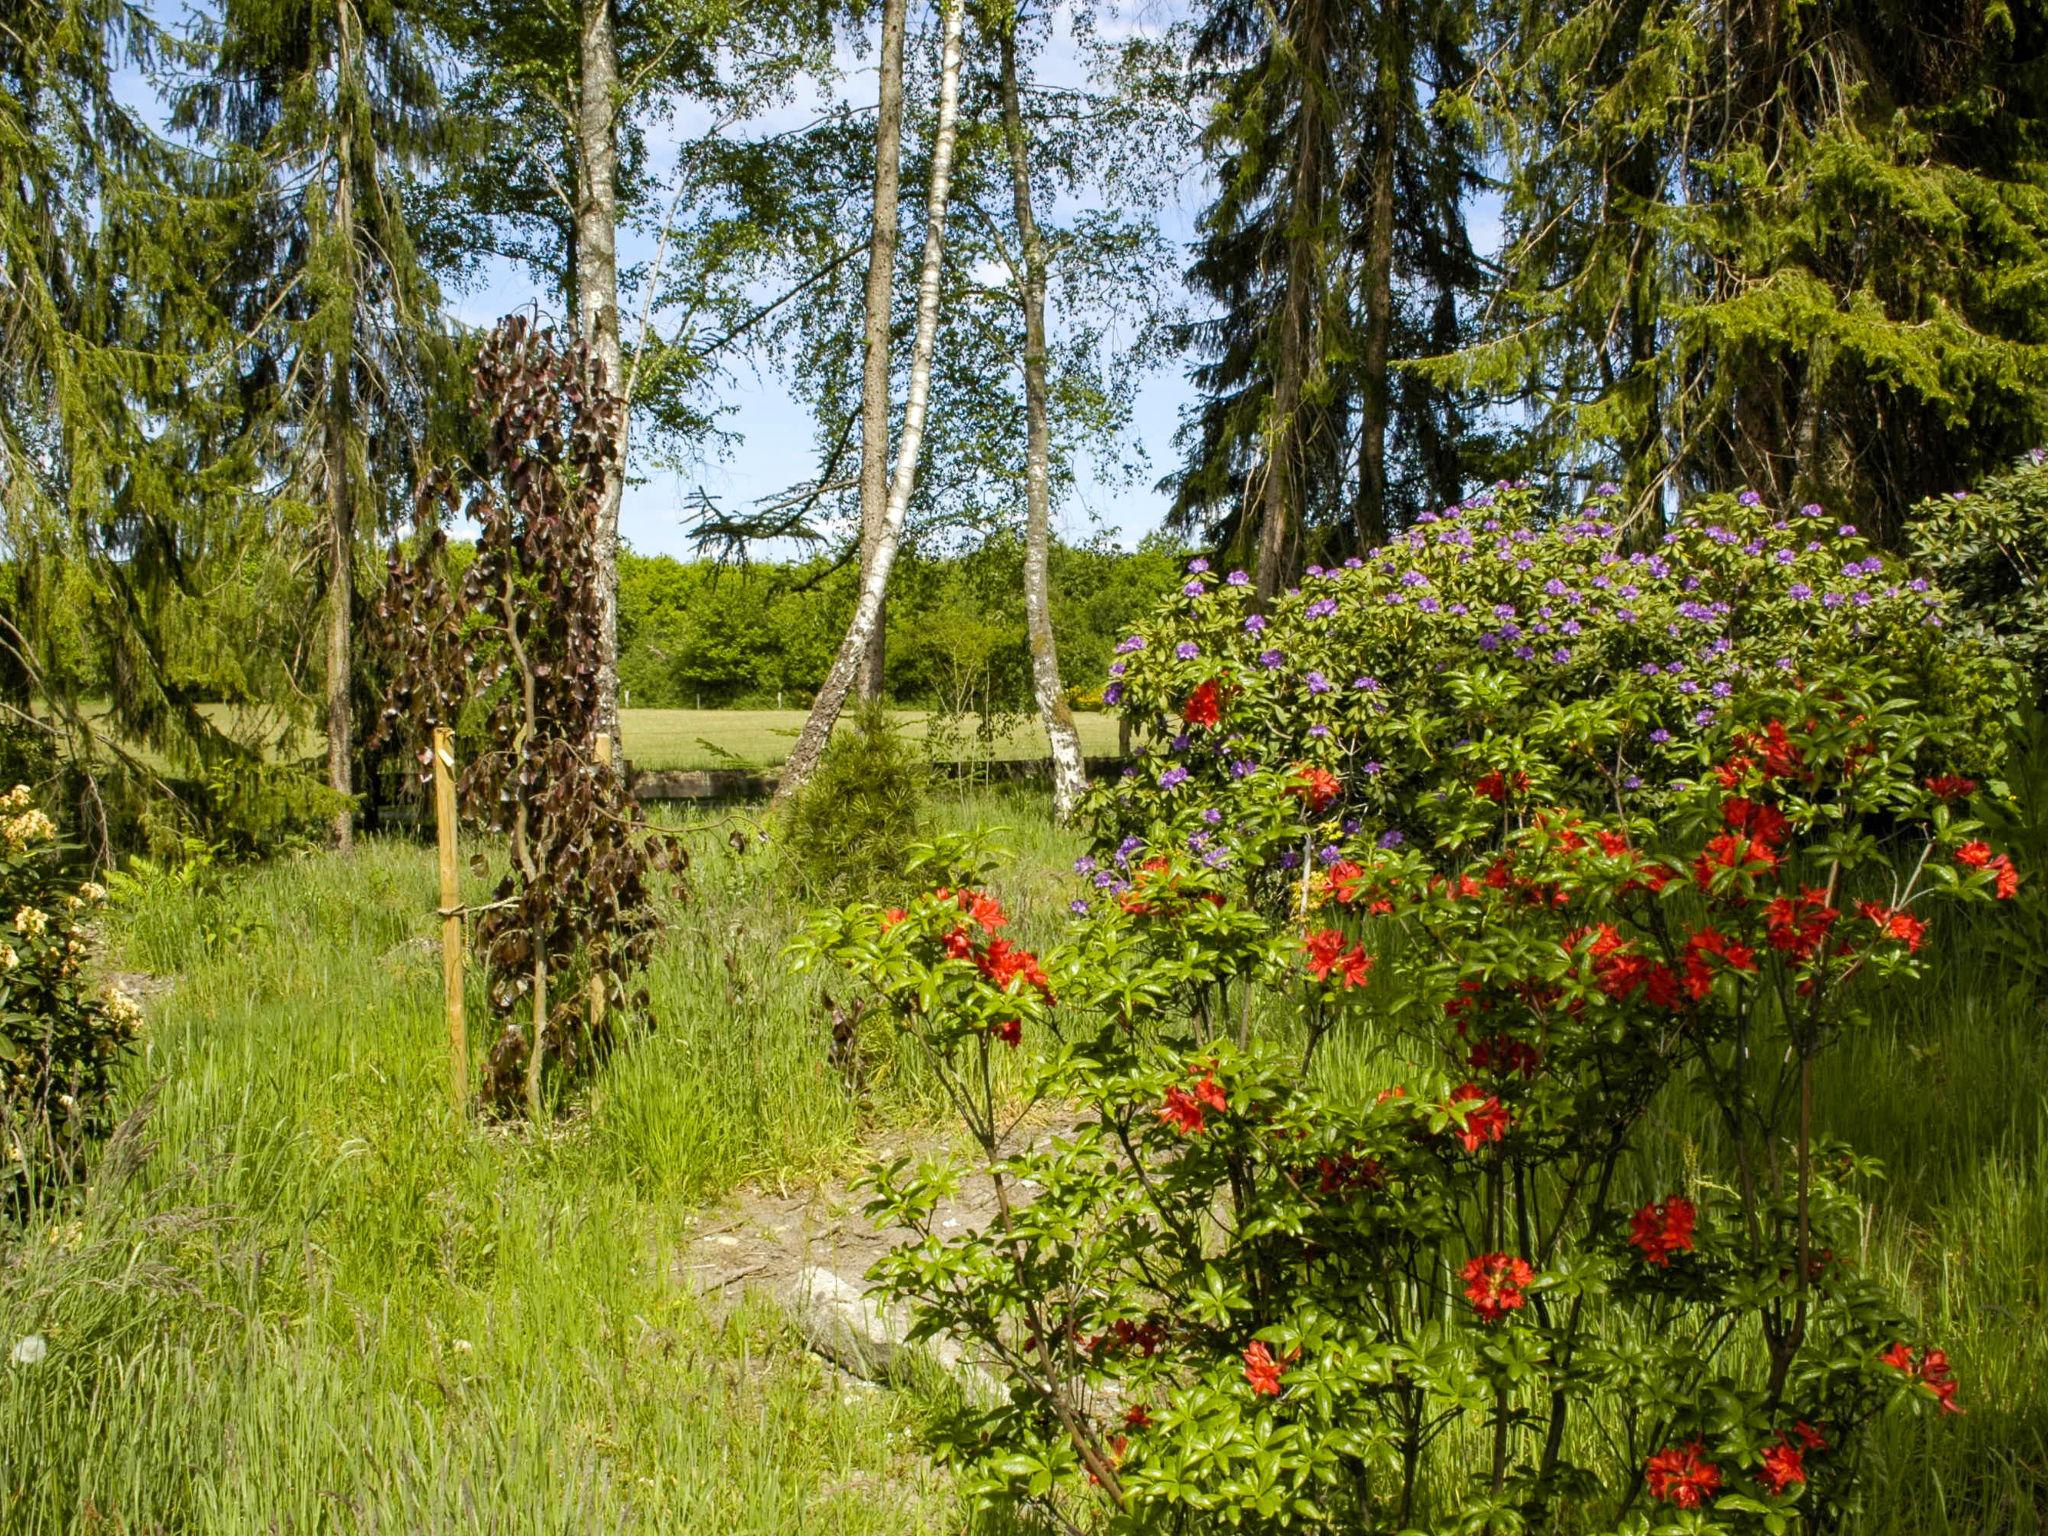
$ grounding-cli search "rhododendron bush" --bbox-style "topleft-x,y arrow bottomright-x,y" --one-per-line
800,641 -> 2022,1532
1088,486 -> 2013,892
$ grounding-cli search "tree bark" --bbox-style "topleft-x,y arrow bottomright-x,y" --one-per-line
326,116 -> 357,852
999,21 -> 1085,821
856,0 -> 909,705
1254,0 -> 1330,605
575,0 -> 625,752
1355,5 -> 1399,553
774,0 -> 966,807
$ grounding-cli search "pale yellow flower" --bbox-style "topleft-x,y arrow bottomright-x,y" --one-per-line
12,906 -> 47,938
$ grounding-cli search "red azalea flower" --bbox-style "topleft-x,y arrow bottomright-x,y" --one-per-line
979,937 -> 1054,998
1879,1341 -> 1916,1373
991,1018 -> 1022,1047
1473,770 -> 1530,804
1955,840 -> 1992,869
1288,764 -> 1343,814
1462,1252 -> 1535,1322
1159,1085 -> 1207,1136
1242,1340 -> 1286,1396
1469,1032 -> 1543,1079
1927,773 -> 1978,802
1303,928 -> 1373,988
943,926 -> 976,961
1191,1070 -> 1228,1114
1759,1439 -> 1807,1494
1314,1152 -> 1385,1194
1629,1195 -> 1697,1266
1183,678 -> 1223,729
1123,1402 -> 1153,1431
1693,830 -> 1780,891
1448,1083 -> 1510,1151
937,886 -> 1009,931
1790,1421 -> 1828,1452
1990,854 -> 2022,900
1646,1441 -> 1723,1509
1597,829 -> 1632,857
1723,796 -> 1790,846
881,906 -> 908,931
1882,1343 -> 1962,1413
1764,888 -> 1839,963
1856,901 -> 1926,953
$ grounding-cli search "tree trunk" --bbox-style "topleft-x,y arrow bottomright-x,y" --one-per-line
999,22 -> 1085,821
576,0 -> 625,752
326,120 -> 357,852
1254,0 -> 1330,605
774,0 -> 966,808
856,0 -> 909,705
1355,7 -> 1399,553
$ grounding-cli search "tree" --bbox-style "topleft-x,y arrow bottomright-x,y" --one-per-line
1168,0 -> 1488,589
775,0 -> 968,805
176,0 -> 448,848
1453,0 -> 2048,540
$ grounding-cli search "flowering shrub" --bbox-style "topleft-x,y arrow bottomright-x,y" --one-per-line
799,662 -> 2014,1532
1090,486 -> 2013,893
0,787 -> 142,1211
1909,453 -> 2048,709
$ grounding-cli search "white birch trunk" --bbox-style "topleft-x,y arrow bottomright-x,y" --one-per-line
856,0 -> 909,704
575,0 -> 625,752
774,0 -> 966,807
999,24 -> 1085,821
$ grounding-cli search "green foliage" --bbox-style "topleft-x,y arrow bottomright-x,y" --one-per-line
1910,453 -> 2048,708
1092,484 -> 2014,880
803,661 -> 2020,1532
778,708 -> 930,901
0,788 -> 141,1212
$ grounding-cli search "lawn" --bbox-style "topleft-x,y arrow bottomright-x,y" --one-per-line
618,708 -> 1125,771
1,791 -> 2043,1533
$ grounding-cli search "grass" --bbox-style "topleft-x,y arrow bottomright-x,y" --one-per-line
0,791 -> 1083,1534
618,708 -> 1125,772
3,789 -> 2044,1533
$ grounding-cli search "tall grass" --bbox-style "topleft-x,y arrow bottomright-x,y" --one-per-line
0,795 -> 1081,1533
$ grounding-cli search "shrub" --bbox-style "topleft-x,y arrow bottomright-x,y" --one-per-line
0,786 -> 142,1211
779,707 -> 930,901
1909,453 -> 2048,708
1091,485 -> 2014,901
801,656 -> 2016,1530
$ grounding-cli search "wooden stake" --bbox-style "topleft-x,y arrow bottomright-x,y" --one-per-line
432,726 -> 467,1113
588,734 -> 612,1036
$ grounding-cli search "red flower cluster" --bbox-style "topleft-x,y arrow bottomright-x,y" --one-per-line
1473,769 -> 1530,804
1159,1069 -> 1228,1136
1681,926 -> 1757,1000
1241,1339 -> 1296,1395
1719,720 -> 1807,786
1856,900 -> 1926,954
1693,830 -> 1780,891
1448,1083 -> 1510,1151
1628,1195 -> 1697,1266
1468,1032 -> 1543,1079
1926,773 -> 1978,802
1462,1252 -> 1535,1322
1758,1422 -> 1826,1494
1880,1342 -> 1961,1412
1303,927 -> 1374,988
980,936 -> 1054,998
1313,1151 -> 1385,1195
937,886 -> 1009,931
1646,1440 -> 1723,1508
1957,841 -> 2023,898
1288,764 -> 1343,814
1183,678 -> 1223,729
990,1018 -> 1022,1047
1084,1318 -> 1166,1359
1764,887 -> 1839,963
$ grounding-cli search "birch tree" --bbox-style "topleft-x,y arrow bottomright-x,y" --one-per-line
774,0 -> 966,805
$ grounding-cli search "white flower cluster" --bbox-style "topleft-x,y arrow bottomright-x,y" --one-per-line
0,786 -> 55,852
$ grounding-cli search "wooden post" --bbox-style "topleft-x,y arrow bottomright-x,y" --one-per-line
588,734 -> 612,1036
432,726 -> 467,1113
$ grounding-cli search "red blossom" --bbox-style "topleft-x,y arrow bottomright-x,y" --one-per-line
1191,1071 -> 1228,1115
1882,1343 -> 1962,1413
1183,679 -> 1223,729
991,1018 -> 1022,1048
1955,841 -> 1992,869
1990,854 -> 2022,900
1764,888 -> 1840,963
1123,1403 -> 1153,1431
1462,1252 -> 1535,1322
1314,1152 -> 1385,1194
1759,1439 -> 1807,1494
1469,1032 -> 1543,1079
1597,829 -> 1632,857
1723,796 -> 1791,846
1629,1196 -> 1698,1266
1856,901 -> 1926,953
1448,1083 -> 1510,1152
1927,774 -> 1978,802
1303,928 -> 1373,988
1790,1421 -> 1829,1451
1693,830 -> 1781,891
942,926 -> 975,961
937,886 -> 1009,930
1646,1441 -> 1723,1509
1159,1085 -> 1207,1136
1242,1340 -> 1287,1396
979,937 -> 1054,998
1288,764 -> 1343,814
1474,770 -> 1530,803
881,906 -> 908,931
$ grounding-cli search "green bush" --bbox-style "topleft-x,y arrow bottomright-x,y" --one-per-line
1910,453 -> 2048,708
0,785 -> 143,1212
778,709 -> 930,900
